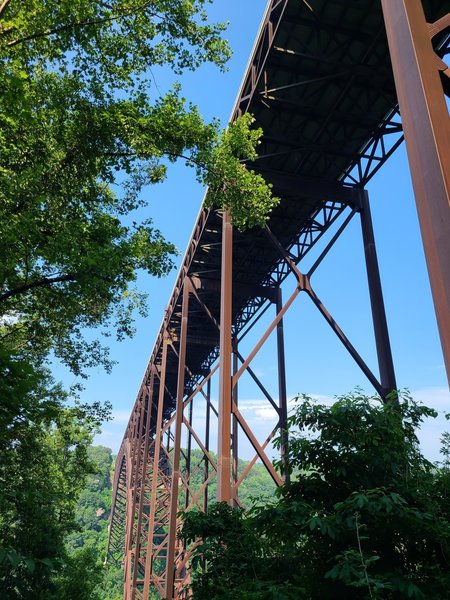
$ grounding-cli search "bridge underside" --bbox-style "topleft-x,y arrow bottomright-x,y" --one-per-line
108,1 -> 450,598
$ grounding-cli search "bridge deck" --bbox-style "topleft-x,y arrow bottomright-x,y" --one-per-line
121,0 -> 448,442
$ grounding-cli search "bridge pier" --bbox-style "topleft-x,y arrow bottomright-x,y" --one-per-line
381,0 -> 450,384
359,190 -> 397,398
217,211 -> 233,503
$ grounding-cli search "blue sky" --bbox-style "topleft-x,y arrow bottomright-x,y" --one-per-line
60,0 -> 449,461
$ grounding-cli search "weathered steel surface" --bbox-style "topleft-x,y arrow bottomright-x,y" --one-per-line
381,0 -> 450,383
217,211 -> 233,503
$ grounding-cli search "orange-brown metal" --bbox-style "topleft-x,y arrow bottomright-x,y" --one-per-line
276,288 -> 289,480
131,369 -> 155,598
124,399 -> 143,598
359,190 -> 397,396
381,0 -> 450,384
142,336 -> 168,599
166,279 -> 190,598
232,340 -> 239,505
217,211 -> 233,503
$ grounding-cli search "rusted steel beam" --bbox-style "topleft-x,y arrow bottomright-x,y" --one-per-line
233,284 -> 301,385
217,211 -> 233,503
185,397 -> 193,510
166,279 -> 191,599
108,443 -> 131,569
276,288 -> 289,481
131,370 -> 156,597
381,0 -> 450,384
265,224 -> 385,395
232,405 -> 282,486
204,378 -> 211,512
232,340 -> 239,505
124,404 -> 143,599
142,337 -> 168,598
359,190 -> 397,397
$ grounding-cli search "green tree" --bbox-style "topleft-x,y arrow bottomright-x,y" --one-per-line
0,351 -> 111,599
64,445 -> 123,600
0,2 -> 277,595
65,446 -> 113,555
0,0 -> 276,377
182,392 -> 450,599
52,547 -> 105,600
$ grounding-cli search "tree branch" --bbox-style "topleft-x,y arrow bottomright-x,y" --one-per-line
104,150 -> 220,177
4,2 -> 155,47
0,0 -> 11,20
1,274 -> 77,302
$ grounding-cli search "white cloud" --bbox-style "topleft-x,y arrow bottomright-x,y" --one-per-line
411,386 -> 450,410
213,393 -> 332,423
410,387 -> 450,462
110,410 -> 132,424
254,406 -> 278,421
238,399 -> 277,410
93,430 -> 122,452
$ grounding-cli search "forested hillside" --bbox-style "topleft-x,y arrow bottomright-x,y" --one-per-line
66,446 -> 123,599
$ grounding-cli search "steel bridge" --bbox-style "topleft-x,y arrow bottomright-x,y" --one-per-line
108,1 -> 450,598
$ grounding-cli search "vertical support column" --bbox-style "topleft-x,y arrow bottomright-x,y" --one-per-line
232,339 -> 239,505
166,278 -> 190,599
124,409 -> 141,598
381,0 -> 450,384
217,211 -> 233,503
143,336 -> 168,599
359,190 -> 397,398
276,287 -> 289,481
185,398 -> 193,509
131,369 -> 156,597
123,462 -> 135,599
203,378 -> 211,512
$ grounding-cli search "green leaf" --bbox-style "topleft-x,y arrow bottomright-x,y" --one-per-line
7,551 -> 21,568
24,558 -> 35,573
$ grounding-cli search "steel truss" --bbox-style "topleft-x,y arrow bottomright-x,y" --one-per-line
108,0 -> 450,598
108,190 -> 397,599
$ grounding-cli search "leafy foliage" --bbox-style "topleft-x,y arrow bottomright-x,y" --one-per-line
200,114 -> 279,230
0,0 -> 277,377
0,1 -> 277,596
0,0 -> 231,81
182,392 -> 450,599
66,446 -> 113,556
65,445 -> 123,600
0,351 -> 111,599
